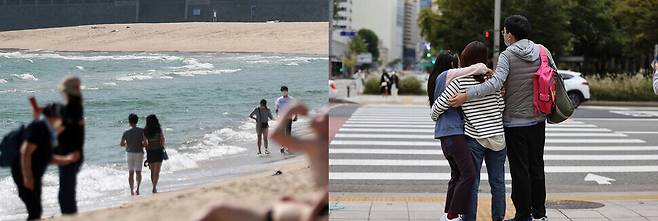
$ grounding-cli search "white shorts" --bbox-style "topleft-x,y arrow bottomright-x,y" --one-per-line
126,152 -> 144,172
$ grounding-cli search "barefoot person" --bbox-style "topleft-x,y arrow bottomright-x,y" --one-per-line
144,114 -> 165,194
196,102 -> 329,221
250,99 -> 274,155
54,76 -> 85,215
120,113 -> 146,195
449,15 -> 557,221
431,42 -> 507,221
11,103 -> 80,220
275,86 -> 296,154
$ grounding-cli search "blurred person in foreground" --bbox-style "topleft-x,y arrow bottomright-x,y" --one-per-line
195,102 -> 328,221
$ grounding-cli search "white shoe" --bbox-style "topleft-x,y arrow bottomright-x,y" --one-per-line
447,215 -> 463,221
440,214 -> 448,221
533,216 -> 548,221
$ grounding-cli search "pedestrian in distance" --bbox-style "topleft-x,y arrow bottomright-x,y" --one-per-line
144,114 -> 166,194
250,99 -> 274,155
275,86 -> 296,154
120,113 -> 146,195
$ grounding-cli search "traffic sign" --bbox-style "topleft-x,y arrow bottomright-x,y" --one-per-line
340,31 -> 356,37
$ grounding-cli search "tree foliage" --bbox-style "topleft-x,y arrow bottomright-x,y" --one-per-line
357,29 -> 380,61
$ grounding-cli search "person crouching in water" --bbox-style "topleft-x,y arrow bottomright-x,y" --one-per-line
12,103 -> 80,220
250,99 -> 274,155
431,41 -> 507,221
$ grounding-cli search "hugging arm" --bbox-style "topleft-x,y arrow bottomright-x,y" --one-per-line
431,80 -> 460,121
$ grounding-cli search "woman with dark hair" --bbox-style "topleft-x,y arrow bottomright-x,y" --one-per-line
250,99 -> 274,155
431,41 -> 506,221
144,114 -> 165,194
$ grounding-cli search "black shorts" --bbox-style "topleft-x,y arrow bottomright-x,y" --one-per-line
146,149 -> 164,163
260,122 -> 269,128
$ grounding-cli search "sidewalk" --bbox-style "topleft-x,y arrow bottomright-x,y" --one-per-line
329,193 -> 658,221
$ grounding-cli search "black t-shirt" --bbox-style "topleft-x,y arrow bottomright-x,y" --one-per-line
13,120 -> 54,179
56,97 -> 84,164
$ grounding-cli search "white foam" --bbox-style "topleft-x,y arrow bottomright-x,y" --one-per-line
170,69 -> 242,77
159,76 -> 174,80
116,74 -> 153,81
81,85 -> 99,91
285,62 -> 300,66
75,66 -> 85,71
0,51 -> 184,62
12,73 -> 39,81
0,79 -> 7,84
103,82 -> 117,86
180,58 -> 214,70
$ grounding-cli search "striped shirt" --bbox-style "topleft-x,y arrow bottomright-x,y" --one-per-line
431,77 -> 505,140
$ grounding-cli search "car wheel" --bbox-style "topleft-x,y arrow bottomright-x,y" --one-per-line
568,91 -> 582,108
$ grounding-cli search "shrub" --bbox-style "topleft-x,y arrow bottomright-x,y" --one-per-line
363,76 -> 382,95
588,73 -> 658,101
397,76 -> 426,95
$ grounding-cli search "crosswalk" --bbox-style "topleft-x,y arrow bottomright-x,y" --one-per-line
329,105 -> 658,187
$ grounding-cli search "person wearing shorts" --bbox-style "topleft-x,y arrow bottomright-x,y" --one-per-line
250,99 -> 274,155
120,113 -> 146,196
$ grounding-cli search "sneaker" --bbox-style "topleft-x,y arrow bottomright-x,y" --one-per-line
439,214 -> 448,221
265,150 -> 271,154
447,215 -> 463,221
532,216 -> 548,221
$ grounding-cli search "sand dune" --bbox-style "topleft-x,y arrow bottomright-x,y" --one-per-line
0,22 -> 327,55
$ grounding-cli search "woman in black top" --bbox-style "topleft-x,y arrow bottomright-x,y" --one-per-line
144,114 -> 165,193
55,76 -> 85,215
249,99 -> 274,155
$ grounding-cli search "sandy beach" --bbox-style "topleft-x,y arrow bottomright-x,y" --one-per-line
0,22 -> 327,55
47,158 -> 316,221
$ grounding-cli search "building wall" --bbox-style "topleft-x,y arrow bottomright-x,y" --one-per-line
351,0 -> 403,64
0,0 -> 328,31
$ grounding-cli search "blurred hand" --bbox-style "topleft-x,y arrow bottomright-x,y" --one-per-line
449,93 -> 467,107
484,69 -> 494,80
285,102 -> 309,118
500,88 -> 507,96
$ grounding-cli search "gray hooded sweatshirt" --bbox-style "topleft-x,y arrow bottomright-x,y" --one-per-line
466,39 -> 557,127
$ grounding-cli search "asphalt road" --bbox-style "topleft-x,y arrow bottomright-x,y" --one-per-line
329,104 -> 658,194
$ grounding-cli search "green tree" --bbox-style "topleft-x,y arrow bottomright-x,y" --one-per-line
343,35 -> 368,73
612,0 -> 658,73
357,29 -> 380,61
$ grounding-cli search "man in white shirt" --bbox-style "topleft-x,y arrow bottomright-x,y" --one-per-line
275,86 -> 296,153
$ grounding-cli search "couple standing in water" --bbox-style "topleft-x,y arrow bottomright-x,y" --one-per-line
249,86 -> 296,155
429,15 -> 555,221
120,114 -> 166,195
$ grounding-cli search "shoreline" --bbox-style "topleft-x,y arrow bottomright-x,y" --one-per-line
0,22 -> 328,55
50,156 -> 315,221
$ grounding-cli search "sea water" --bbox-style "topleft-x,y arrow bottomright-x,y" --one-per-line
0,50 -> 327,220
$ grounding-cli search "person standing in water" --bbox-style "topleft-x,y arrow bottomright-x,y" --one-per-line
120,113 -> 146,195
54,76 -> 85,215
275,86 -> 296,154
250,99 -> 274,155
144,114 -> 165,194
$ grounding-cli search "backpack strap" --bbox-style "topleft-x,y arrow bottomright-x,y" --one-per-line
537,44 -> 548,65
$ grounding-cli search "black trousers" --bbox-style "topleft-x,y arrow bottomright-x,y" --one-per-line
505,122 -> 546,220
285,120 -> 293,136
439,135 -> 475,214
11,166 -> 43,220
58,163 -> 81,214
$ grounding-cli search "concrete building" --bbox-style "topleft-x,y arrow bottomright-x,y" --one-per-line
0,0 -> 328,31
350,0 -> 404,65
403,0 -> 421,69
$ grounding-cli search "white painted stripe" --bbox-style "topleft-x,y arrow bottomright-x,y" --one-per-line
330,159 -> 449,166
544,155 -> 658,160
329,148 -> 443,155
330,166 -> 658,180
547,139 -> 645,143
335,133 -> 627,139
572,118 -> 658,121
342,124 -> 435,128
345,121 -> 599,128
330,140 -> 438,146
545,146 -> 658,151
618,131 -> 658,134
339,128 -> 612,133
546,124 -> 598,128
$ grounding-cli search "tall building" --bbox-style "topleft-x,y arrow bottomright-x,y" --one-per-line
403,0 -> 422,69
350,0 -> 404,65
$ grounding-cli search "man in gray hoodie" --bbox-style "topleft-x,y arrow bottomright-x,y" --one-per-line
449,15 -> 555,221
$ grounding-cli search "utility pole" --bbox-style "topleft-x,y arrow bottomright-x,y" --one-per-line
493,0 -> 501,65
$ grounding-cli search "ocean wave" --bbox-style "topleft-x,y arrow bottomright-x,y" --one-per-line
180,58 -> 214,70
103,82 -> 117,86
0,79 -> 7,84
0,51 -> 184,62
81,85 -> 99,91
76,66 -> 85,71
116,74 -> 154,81
169,69 -> 242,77
11,73 -> 39,81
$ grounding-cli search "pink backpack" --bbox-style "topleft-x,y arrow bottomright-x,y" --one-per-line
533,44 -> 556,114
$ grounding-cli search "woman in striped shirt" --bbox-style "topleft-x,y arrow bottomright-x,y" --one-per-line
431,41 -> 507,221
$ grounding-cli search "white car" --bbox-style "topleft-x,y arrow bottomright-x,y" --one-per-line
558,70 -> 590,107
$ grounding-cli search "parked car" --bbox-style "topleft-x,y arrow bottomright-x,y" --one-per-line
558,70 -> 590,108
329,80 -> 338,99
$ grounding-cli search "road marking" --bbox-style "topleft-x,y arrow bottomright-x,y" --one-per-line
330,159 -> 449,166
544,146 -> 658,151
344,121 -> 600,128
330,166 -> 658,180
335,133 -> 628,139
328,194 -> 658,202
339,128 -> 612,133
610,110 -> 658,118
618,131 -> 658,134
572,118 -> 658,121
584,173 -> 616,185
546,139 -> 645,143
329,148 -> 443,155
342,124 -> 435,128
331,140 -> 437,146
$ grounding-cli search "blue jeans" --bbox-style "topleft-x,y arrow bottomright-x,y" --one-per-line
464,137 -> 507,221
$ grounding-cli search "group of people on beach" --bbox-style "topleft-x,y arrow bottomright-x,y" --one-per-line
4,76 -> 85,220
428,15 -> 556,221
249,85 -> 297,155
120,113 -> 167,195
